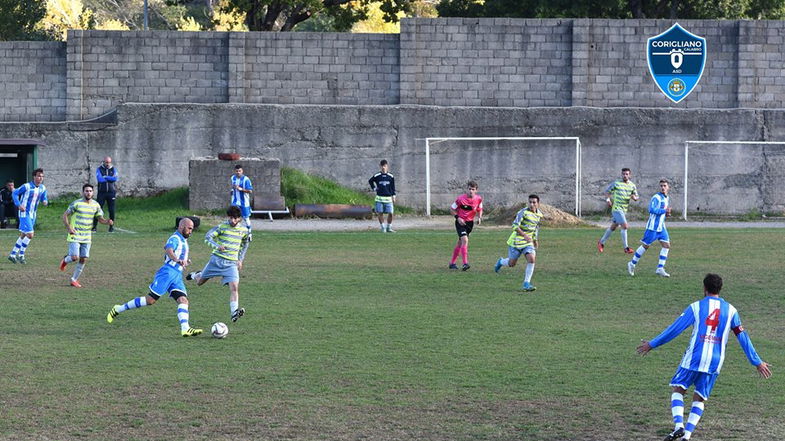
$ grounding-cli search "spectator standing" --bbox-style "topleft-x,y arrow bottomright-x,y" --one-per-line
0,180 -> 17,229
94,156 -> 118,232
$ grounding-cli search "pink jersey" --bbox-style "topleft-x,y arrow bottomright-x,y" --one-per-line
451,194 -> 483,222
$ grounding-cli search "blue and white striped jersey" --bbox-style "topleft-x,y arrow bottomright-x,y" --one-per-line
649,296 -> 763,374
162,231 -> 189,272
645,192 -> 669,232
13,182 -> 48,219
231,175 -> 253,208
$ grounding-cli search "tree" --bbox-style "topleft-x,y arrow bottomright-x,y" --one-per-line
38,0 -> 95,40
214,0 -> 412,32
437,0 -> 785,19
0,0 -> 49,40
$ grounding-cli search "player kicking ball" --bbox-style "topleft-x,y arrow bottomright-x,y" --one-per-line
637,274 -> 772,441
106,218 -> 202,337
187,206 -> 251,323
494,194 -> 543,291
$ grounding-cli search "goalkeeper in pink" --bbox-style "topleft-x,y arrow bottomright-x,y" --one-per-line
448,180 -> 483,271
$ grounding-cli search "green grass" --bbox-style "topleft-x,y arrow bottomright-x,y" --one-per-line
0,212 -> 783,440
282,167 -> 413,213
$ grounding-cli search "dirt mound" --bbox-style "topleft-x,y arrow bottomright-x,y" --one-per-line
486,203 -> 589,227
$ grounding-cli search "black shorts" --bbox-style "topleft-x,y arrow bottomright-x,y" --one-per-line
455,219 -> 474,237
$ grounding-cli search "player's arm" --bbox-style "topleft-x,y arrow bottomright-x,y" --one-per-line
105,169 -> 118,182
244,179 -> 253,194
648,195 -> 667,215
631,185 -> 639,201
390,176 -> 396,202
204,225 -> 225,251
476,201 -> 483,225
368,175 -> 376,191
96,168 -> 106,183
62,206 -> 76,234
604,182 -> 615,207
164,243 -> 186,267
731,314 -> 772,378
12,186 -> 23,210
41,189 -> 48,206
637,307 -> 694,355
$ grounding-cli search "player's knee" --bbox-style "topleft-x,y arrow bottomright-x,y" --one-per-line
25,232 -> 34,239
621,224 -> 629,229
79,257 -> 87,264
70,254 -> 78,261
508,260 -> 517,267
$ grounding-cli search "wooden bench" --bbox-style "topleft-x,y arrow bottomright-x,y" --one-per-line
251,195 -> 290,222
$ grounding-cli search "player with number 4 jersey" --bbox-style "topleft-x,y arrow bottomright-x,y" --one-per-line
637,274 -> 771,441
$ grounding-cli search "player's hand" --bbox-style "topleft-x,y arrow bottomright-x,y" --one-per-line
666,207 -> 672,216
18,205 -> 25,212
757,362 -> 773,379
237,261 -> 243,271
606,200 -> 613,208
108,219 -> 114,226
218,245 -> 226,251
636,339 -> 652,355
457,218 -> 465,225
68,227 -> 76,235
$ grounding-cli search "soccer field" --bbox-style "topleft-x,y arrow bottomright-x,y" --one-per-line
0,225 -> 783,441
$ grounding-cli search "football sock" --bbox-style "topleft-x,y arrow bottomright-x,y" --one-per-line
229,301 -> 239,315
671,392 -> 685,429
524,263 -> 535,283
500,258 -> 510,267
72,263 -> 85,281
631,245 -> 646,265
620,229 -> 629,248
658,248 -> 670,268
177,303 -> 191,332
244,217 -> 251,231
600,228 -> 613,244
18,236 -> 31,255
460,244 -> 468,264
450,245 -> 461,264
9,237 -> 23,256
382,222 -> 387,230
64,255 -> 74,263
683,401 -> 704,440
117,296 -> 148,312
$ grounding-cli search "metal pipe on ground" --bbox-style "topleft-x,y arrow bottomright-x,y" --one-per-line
294,204 -> 372,219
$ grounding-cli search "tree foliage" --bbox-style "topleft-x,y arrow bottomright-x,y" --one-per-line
217,0 -> 412,32
437,0 -> 785,19
0,0 -> 49,40
38,0 -> 94,40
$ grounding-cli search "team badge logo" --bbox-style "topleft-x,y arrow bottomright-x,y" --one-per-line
647,23 -> 706,103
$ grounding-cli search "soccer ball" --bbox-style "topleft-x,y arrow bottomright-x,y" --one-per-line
211,322 -> 229,339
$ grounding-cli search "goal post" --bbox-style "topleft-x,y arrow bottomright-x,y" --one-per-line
683,140 -> 785,220
424,137 -> 582,217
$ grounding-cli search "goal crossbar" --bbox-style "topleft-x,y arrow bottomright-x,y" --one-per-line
424,137 -> 582,217
683,140 -> 785,220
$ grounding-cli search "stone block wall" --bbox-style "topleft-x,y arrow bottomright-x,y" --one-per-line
66,30 -> 229,120
229,32 -> 400,105
0,42 -> 66,121
400,18 -> 574,107
189,157 -> 282,211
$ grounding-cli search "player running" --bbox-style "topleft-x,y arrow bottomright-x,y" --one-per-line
187,206 -> 251,323
59,184 -> 113,288
494,194 -> 543,291
448,180 -> 483,271
7,168 -> 47,264
637,273 -> 772,441
106,218 -> 203,337
597,168 -> 639,254
628,179 -> 671,277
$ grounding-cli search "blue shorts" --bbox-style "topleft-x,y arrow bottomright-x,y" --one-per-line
67,241 -> 91,258
233,205 -> 251,218
508,245 -> 535,260
670,367 -> 718,400
375,201 -> 394,214
611,210 -> 628,226
149,266 -> 187,297
18,216 -> 36,233
200,254 -> 239,285
641,227 -> 670,245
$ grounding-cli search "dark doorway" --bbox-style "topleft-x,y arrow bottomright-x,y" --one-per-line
0,141 -> 41,187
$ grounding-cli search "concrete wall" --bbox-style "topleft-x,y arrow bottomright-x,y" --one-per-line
3,103 -> 785,216
189,158 -> 282,211
0,42 -> 66,121
3,20 -> 785,121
